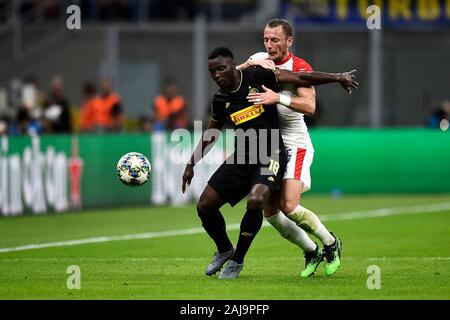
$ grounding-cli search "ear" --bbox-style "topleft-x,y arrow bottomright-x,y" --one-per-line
287,36 -> 293,48
231,60 -> 236,67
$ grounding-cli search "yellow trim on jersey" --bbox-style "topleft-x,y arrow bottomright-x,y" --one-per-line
228,69 -> 243,93
230,104 -> 265,125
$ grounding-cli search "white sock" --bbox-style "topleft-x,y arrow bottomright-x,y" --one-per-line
266,212 -> 317,252
286,205 -> 335,246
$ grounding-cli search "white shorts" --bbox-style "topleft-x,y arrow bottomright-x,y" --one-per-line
283,146 -> 314,193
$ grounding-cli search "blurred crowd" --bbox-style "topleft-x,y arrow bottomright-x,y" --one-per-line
0,75 -> 73,135
0,74 -> 190,135
0,72 -> 447,135
138,78 -> 190,132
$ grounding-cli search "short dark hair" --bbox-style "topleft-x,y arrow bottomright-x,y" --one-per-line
208,46 -> 234,60
266,18 -> 293,38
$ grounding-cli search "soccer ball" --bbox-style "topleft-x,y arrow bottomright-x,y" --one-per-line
117,152 -> 151,186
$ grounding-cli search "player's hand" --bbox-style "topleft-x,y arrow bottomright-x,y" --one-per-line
182,164 -> 194,193
247,85 -> 279,105
249,59 -> 276,70
339,69 -> 359,95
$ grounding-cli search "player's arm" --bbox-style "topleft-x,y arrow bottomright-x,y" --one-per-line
237,59 -> 276,71
275,69 -> 358,93
182,118 -> 225,193
246,84 -> 316,115
246,66 -> 315,115
248,69 -> 358,115
188,118 -> 224,166
292,87 -> 316,116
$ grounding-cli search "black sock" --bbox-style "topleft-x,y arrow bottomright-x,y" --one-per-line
232,208 -> 263,264
197,208 -> 233,253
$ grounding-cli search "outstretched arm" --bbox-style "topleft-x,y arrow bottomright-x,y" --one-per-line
182,118 -> 225,193
247,70 -> 358,116
275,69 -> 358,94
240,56 -> 358,93
247,70 -> 359,115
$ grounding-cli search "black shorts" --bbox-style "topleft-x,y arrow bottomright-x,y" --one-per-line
208,154 -> 287,207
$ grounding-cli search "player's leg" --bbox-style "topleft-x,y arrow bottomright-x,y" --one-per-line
197,185 -> 235,276
206,159 -> 253,277
264,190 -> 317,254
281,147 -> 341,275
281,179 -> 335,245
281,179 -> 334,276
281,147 -> 335,245
233,183 -> 270,263
219,183 -> 270,279
284,185 -> 342,276
262,148 -> 317,254
197,185 -> 233,252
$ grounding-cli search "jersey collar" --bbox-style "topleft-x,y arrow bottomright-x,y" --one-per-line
227,69 -> 243,93
276,51 -> 293,66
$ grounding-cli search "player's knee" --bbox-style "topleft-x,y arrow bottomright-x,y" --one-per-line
197,197 -> 213,214
247,194 -> 265,210
197,187 -> 222,213
280,200 -> 298,215
196,202 -> 206,217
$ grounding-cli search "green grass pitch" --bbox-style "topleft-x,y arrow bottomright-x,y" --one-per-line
1,194 -> 449,300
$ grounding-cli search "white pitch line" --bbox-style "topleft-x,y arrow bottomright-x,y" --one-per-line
0,257 -> 206,262
0,224 -> 241,254
1,201 -> 450,254
318,201 -> 450,222
367,257 -> 450,261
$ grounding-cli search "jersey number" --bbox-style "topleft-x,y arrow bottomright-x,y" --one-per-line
269,159 -> 280,176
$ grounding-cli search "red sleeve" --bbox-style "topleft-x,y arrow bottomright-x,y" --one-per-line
292,56 -> 313,73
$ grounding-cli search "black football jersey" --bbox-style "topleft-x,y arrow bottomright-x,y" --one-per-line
211,66 -> 284,163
